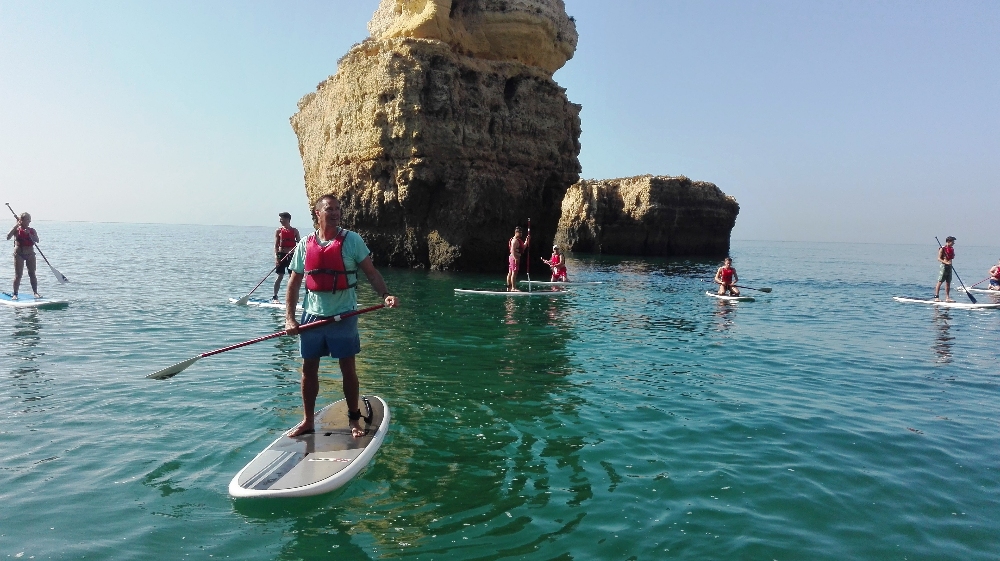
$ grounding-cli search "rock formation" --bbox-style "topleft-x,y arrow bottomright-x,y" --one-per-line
555,175 -> 739,257
291,0 -> 581,271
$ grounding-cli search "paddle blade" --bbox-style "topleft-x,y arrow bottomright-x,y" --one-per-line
965,291 -> 977,304
147,356 -> 201,380
234,294 -> 251,305
48,264 -> 68,283
757,287 -> 772,293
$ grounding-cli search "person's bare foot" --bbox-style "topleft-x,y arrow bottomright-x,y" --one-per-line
946,298 -> 956,303
10,294 -> 17,301
33,293 -> 42,299
287,419 -> 314,437
349,417 -> 365,438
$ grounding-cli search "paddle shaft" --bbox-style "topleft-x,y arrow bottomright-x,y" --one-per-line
703,279 -> 771,293
968,276 -> 990,289
239,252 -> 294,301
526,218 -> 531,292
5,203 -> 67,283
936,237 -> 975,303
202,304 -> 384,358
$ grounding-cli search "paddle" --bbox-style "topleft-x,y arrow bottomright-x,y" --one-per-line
526,218 -> 531,293
701,279 -> 772,293
234,252 -> 294,305
5,203 -> 68,284
936,236 -> 975,304
965,277 -> 990,290
147,304 -> 385,380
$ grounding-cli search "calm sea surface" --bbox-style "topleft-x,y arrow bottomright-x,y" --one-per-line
2,222 -> 998,560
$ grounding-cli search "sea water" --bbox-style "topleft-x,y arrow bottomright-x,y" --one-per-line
1,222 -> 998,560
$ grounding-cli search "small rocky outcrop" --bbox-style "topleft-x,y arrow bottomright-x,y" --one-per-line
291,0 -> 581,271
555,175 -> 739,257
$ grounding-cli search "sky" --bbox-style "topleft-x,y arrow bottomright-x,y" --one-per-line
1,1 -> 997,243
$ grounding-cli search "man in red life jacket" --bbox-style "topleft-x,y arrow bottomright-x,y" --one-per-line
6,212 -> 41,300
714,257 -> 739,296
284,195 -> 399,438
272,212 -> 300,302
506,226 -> 530,291
542,245 -> 568,282
934,236 -> 957,302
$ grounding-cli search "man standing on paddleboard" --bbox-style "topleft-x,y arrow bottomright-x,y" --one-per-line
272,212 -> 300,302
506,225 -> 530,291
714,257 -> 740,297
934,236 -> 956,302
283,195 -> 399,438
6,212 -> 41,300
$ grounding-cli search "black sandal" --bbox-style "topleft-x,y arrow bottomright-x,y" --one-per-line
347,396 -> 374,424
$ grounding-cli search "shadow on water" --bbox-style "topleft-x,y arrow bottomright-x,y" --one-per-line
931,308 -> 953,364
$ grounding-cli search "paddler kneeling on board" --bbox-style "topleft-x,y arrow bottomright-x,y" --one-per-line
714,257 -> 739,297
6,212 -> 41,300
542,244 -> 568,282
284,194 -> 399,438
987,258 -> 1000,291
506,226 -> 530,291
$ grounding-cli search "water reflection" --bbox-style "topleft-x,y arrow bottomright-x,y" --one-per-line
712,300 -> 736,332
932,308 -> 953,363
6,310 -> 51,410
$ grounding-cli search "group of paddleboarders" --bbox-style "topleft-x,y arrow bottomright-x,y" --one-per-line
6,212 -> 41,300
506,225 -> 570,290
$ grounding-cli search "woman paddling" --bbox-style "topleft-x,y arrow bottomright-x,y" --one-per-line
6,212 -> 41,300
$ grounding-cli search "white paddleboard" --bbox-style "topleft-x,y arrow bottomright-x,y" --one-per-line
229,297 -> 302,310
706,291 -> 754,302
455,288 -> 570,296
893,296 -> 1000,309
229,395 -> 389,499
962,287 -> 1000,295
0,293 -> 69,309
520,280 -> 603,285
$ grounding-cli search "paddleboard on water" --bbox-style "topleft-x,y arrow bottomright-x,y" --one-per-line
229,297 -> 302,310
892,296 -> 1000,309
706,291 -> 754,302
455,288 -> 570,296
229,395 -> 389,498
520,280 -> 603,286
0,293 -> 69,309
962,287 -> 1000,295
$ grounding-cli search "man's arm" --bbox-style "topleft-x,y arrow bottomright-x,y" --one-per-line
274,229 -> 281,256
358,256 -> 399,308
285,271 -> 303,332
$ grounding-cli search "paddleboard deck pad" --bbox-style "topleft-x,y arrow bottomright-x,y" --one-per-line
893,296 -> 1000,309
706,291 -> 755,302
229,297 -> 302,310
229,395 -> 389,498
0,293 -> 69,308
520,280 -> 603,285
455,288 -> 570,296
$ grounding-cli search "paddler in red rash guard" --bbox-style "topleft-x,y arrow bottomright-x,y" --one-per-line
542,244 -> 568,282
934,236 -> 956,302
6,212 -> 41,300
284,194 -> 399,438
713,257 -> 740,297
272,212 -> 300,302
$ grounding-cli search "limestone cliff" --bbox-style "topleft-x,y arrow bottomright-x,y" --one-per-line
555,175 -> 739,257
292,0 -> 580,271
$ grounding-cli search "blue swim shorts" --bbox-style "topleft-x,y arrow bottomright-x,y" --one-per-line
298,312 -> 361,359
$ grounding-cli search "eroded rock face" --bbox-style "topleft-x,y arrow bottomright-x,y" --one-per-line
369,0 -> 578,74
291,32 -> 581,271
555,175 -> 739,257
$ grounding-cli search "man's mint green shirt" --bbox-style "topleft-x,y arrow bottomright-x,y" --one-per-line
289,229 -> 370,317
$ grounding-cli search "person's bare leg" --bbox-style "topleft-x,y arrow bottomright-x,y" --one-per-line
12,256 -> 23,298
27,258 -> 39,297
288,357 -> 320,437
339,356 -> 365,438
934,281 -> 943,300
272,274 -> 283,301
944,281 -> 954,302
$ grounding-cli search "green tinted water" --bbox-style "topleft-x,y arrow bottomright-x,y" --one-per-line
2,223 -> 998,559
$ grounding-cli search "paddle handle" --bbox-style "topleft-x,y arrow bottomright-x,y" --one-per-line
200,304 -> 385,358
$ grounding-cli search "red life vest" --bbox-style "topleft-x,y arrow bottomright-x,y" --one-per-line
550,253 -> 565,271
14,227 -> 35,247
304,230 -> 357,292
720,266 -> 735,284
277,227 -> 297,250
942,246 -> 955,261
991,266 -> 1000,281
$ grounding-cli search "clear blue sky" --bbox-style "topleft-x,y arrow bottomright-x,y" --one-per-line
2,1 -> 997,243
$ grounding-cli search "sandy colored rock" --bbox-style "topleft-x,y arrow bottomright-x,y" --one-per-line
555,175 -> 739,257
368,0 -> 578,74
291,35 -> 581,271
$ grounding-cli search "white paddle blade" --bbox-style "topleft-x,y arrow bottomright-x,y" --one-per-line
234,295 -> 251,305
147,356 -> 201,380
49,264 -> 68,283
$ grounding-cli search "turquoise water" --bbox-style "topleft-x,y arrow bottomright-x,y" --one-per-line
2,222 -> 998,560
